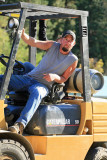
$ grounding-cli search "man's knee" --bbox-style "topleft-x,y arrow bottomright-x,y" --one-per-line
29,85 -> 48,99
23,62 -> 35,74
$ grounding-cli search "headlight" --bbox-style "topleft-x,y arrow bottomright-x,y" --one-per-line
8,18 -> 19,29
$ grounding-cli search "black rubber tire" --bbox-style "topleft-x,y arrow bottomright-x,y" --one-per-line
85,147 -> 107,160
0,139 -> 30,160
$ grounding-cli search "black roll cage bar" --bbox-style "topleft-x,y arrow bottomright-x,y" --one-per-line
0,2 -> 91,102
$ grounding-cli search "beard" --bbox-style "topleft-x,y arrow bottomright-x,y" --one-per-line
62,47 -> 69,52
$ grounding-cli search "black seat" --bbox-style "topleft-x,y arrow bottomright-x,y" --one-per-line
43,83 -> 65,103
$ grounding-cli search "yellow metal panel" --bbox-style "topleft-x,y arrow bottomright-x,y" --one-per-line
94,134 -> 107,141
10,13 -> 20,18
0,100 -> 7,130
77,102 -> 92,135
92,102 -> 107,114
92,100 -> 107,141
33,135 -> 93,160
93,121 -> 107,127
93,114 -> 107,120
94,127 -> 107,133
25,136 -> 47,154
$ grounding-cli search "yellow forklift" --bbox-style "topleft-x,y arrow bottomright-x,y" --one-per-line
0,1 -> 107,160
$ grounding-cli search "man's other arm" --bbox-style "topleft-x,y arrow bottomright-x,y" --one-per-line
43,60 -> 78,83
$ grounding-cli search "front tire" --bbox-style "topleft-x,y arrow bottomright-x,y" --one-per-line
0,139 -> 30,160
85,147 -> 107,160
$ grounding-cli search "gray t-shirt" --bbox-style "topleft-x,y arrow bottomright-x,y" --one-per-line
27,42 -> 78,89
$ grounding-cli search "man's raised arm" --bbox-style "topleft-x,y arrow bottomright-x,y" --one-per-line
21,28 -> 54,50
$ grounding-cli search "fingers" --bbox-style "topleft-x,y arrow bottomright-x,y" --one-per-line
21,28 -> 25,38
43,73 -> 51,82
22,28 -> 25,34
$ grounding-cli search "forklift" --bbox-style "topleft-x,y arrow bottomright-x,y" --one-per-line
0,2 -> 107,160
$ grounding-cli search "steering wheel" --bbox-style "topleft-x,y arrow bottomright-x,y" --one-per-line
0,54 -> 25,73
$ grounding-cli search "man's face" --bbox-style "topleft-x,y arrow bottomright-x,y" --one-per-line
60,34 -> 75,54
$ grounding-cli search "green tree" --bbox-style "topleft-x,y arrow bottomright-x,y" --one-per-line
75,0 -> 107,74
79,58 -> 104,73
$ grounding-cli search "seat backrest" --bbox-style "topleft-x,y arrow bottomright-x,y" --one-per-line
43,83 -> 65,104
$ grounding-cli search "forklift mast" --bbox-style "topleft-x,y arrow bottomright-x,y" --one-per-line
29,19 -> 47,66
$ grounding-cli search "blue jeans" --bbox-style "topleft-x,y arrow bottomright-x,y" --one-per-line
0,75 -> 49,127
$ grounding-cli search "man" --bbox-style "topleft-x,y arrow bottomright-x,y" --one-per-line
8,29 -> 78,134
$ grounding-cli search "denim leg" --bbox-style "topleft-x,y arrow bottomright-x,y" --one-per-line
0,74 -> 49,128
16,82 -> 49,127
0,75 -> 30,91
0,73 -> 35,92
23,62 -> 35,74
8,75 -> 32,91
0,75 -> 28,91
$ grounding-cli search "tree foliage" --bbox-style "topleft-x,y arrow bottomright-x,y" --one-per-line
75,0 -> 107,73
79,58 -> 104,73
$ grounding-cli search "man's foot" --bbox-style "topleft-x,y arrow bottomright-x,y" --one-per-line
8,122 -> 24,135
